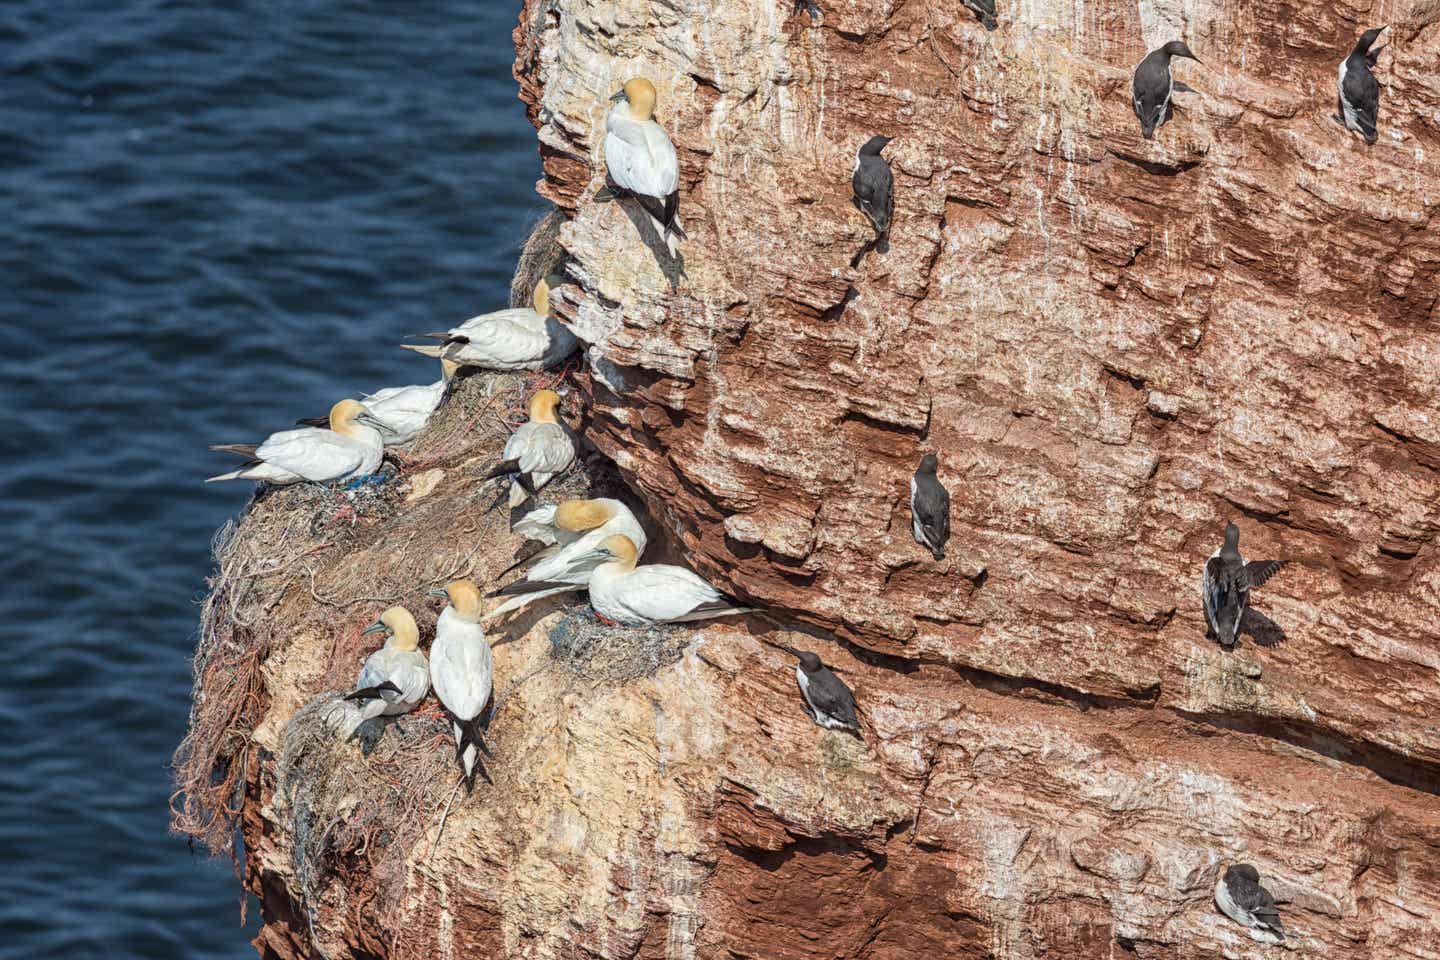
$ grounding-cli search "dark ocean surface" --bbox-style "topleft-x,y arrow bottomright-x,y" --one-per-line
0,3 -> 540,956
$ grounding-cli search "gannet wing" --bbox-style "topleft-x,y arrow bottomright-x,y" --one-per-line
257,428 -> 366,482
612,565 -> 727,622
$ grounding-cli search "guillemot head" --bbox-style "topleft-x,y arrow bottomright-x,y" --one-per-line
1160,40 -> 1201,63
1222,522 -> 1241,553
918,453 -> 939,474
858,134 -> 894,157
1225,863 -> 1260,884
1354,25 -> 1386,56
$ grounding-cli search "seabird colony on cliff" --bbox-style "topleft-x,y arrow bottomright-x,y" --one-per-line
197,10 -> 1386,936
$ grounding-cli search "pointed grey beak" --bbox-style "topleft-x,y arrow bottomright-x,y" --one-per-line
425,587 -> 449,600
609,89 -> 627,102
361,621 -> 388,637
357,412 -> 392,433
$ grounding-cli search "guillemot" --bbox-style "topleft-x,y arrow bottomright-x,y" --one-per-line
1131,41 -> 1202,139
1201,522 -> 1285,647
1215,864 -> 1286,943
852,135 -> 895,240
911,453 -> 951,561
1336,26 -> 1386,145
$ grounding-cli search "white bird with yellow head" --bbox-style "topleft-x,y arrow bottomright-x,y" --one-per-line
484,498 -> 649,621
326,606 -> 430,740
207,398 -> 386,484
486,389 -> 576,509
577,534 -> 750,626
427,580 -> 494,791
400,274 -> 576,371
604,77 -> 683,243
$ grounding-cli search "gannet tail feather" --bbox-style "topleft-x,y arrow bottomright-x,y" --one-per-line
670,602 -> 753,624
209,443 -> 260,458
344,680 -> 401,703
487,578 -> 577,598
294,416 -> 329,428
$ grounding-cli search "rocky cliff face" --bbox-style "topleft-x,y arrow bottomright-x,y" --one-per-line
179,1 -> 1440,957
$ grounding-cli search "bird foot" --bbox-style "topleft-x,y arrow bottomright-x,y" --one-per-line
594,612 -> 621,627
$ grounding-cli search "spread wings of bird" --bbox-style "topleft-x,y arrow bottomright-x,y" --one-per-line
1244,560 -> 1285,588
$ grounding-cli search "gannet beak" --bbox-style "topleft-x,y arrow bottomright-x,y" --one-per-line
425,587 -> 449,600
361,621 -> 388,637
609,89 -> 627,102
356,412 -> 391,432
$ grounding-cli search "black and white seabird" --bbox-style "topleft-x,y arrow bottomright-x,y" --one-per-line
911,453 -> 951,561
852,135 -> 894,239
427,581 -> 494,792
1131,41 -> 1202,139
1201,522 -> 1285,647
962,0 -> 998,31
1336,26 -> 1386,145
770,642 -> 859,733
1215,864 -> 1286,943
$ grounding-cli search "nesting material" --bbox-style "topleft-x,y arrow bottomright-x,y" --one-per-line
546,606 -> 694,683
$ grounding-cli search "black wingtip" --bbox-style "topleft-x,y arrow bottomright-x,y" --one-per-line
344,680 -> 402,703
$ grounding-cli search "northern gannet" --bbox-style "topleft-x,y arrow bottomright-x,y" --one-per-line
1131,41 -> 1201,139
327,606 -> 430,739
207,399 -> 386,484
1215,864 -> 1286,943
852,135 -> 894,239
576,534 -> 749,626
604,77 -> 683,242
427,580 -> 493,791
910,453 -> 951,561
485,498 -> 648,620
769,641 -> 859,732
400,274 -> 577,371
297,359 -> 459,446
485,389 -> 576,509
1201,522 -> 1285,647
1336,26 -> 1386,145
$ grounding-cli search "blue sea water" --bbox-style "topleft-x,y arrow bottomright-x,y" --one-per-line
0,3 -> 540,956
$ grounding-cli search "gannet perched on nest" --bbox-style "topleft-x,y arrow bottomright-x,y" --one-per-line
485,389 -> 576,509
573,534 -> 749,626
427,581 -> 493,791
400,274 -> 576,371
485,498 -> 648,620
326,606 -> 430,740
297,359 -> 458,446
207,398 -> 386,484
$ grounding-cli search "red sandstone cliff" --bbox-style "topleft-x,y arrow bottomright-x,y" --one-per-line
176,2 -> 1440,957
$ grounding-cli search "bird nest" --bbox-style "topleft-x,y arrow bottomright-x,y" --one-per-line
545,607 -> 695,684
274,693 -> 455,951
170,370 -> 536,858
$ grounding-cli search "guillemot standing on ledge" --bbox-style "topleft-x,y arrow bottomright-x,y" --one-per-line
1336,26 -> 1386,145
766,641 -> 859,733
1215,864 -> 1286,943
852,135 -> 894,240
1201,522 -> 1285,647
1131,41 -> 1202,139
911,453 -> 951,561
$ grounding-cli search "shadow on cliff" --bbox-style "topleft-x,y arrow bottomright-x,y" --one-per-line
598,193 -> 686,291
1240,607 -> 1286,648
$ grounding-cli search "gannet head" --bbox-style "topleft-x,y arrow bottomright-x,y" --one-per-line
554,499 -> 616,532
590,533 -> 639,571
440,358 -> 461,381
528,389 -> 562,424
611,77 -> 658,121
427,580 -> 483,623
329,398 -> 388,438
362,606 -> 420,651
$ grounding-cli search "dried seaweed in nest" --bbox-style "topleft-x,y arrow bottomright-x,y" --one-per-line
546,607 -> 695,683
275,693 -> 455,951
509,205 -> 566,309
